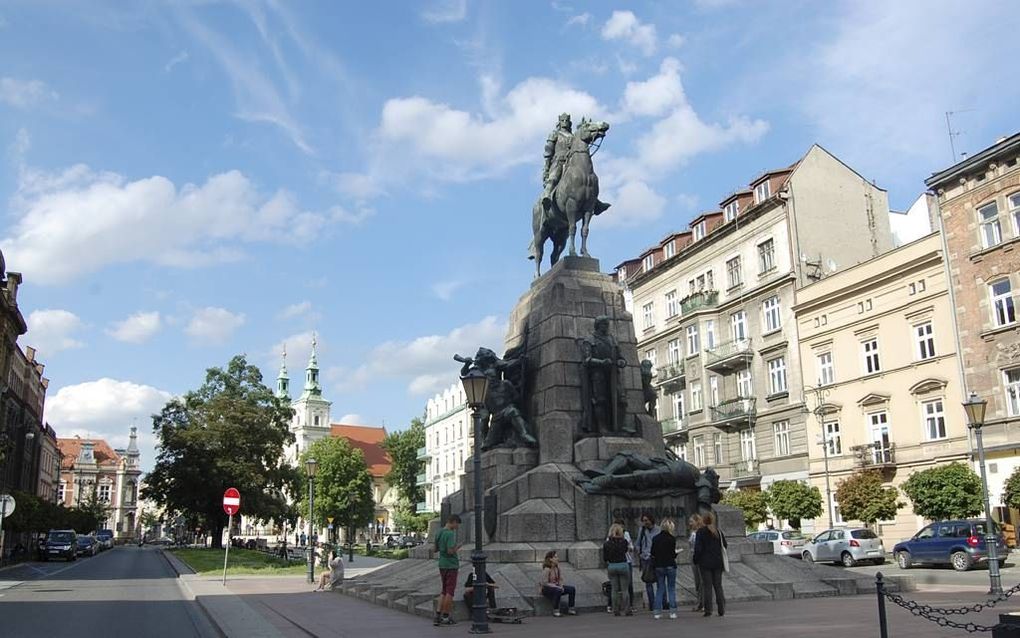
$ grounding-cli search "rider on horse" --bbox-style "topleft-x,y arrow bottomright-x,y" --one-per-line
542,113 -> 611,216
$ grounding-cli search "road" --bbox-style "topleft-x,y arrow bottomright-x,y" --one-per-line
0,546 -> 219,638
839,552 -> 1020,589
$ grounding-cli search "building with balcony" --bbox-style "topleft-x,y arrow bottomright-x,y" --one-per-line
421,383 -> 473,514
57,428 -> 143,539
926,132 -> 1020,521
619,145 -> 895,512
795,232 -> 968,542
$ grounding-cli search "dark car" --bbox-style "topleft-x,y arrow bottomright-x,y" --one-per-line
42,529 -> 78,562
76,535 -> 98,557
893,519 -> 1008,572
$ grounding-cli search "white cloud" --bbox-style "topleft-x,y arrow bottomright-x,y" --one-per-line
185,307 -> 245,344
421,0 -> 467,24
25,309 -> 85,356
107,311 -> 162,344
268,330 -> 317,375
164,49 -> 189,72
0,77 -> 58,108
1,165 -> 359,284
279,301 -> 312,320
338,413 -> 364,425
432,280 -> 466,301
566,13 -> 591,28
9,127 -> 30,162
598,180 -> 667,228
634,106 -> 769,173
335,316 -> 506,396
620,57 -> 685,118
601,10 -> 657,56
666,33 -> 685,48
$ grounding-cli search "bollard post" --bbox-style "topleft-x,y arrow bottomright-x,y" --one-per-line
876,572 -> 888,638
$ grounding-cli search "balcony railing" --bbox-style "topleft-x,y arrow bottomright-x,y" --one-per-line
661,417 -> 689,444
655,362 -> 686,393
710,397 -> 757,428
731,458 -> 761,479
416,446 -> 430,460
705,338 -> 754,373
852,442 -> 896,468
415,472 -> 428,485
681,290 -> 719,315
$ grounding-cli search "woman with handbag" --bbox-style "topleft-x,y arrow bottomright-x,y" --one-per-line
603,524 -> 632,616
692,511 -> 727,617
687,514 -> 704,611
651,519 -> 679,619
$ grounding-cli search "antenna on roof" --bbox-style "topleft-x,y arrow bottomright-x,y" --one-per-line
945,109 -> 975,161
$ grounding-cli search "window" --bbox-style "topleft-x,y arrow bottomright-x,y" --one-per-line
1011,193 -> 1020,237
673,391 -> 685,420
705,320 -> 716,350
754,180 -> 771,204
763,296 -> 781,333
991,279 -> 1016,327
832,496 -> 845,525
665,289 -> 679,318
1005,368 -> 1020,417
730,310 -> 747,342
773,421 -> 790,456
915,322 -> 936,360
314,415 -> 320,426
709,376 -> 720,407
644,349 -> 656,368
664,240 -> 676,260
758,239 -> 776,274
740,429 -> 757,460
979,201 -> 1002,248
706,270 -> 714,291
817,352 -> 835,386
694,221 -> 707,241
642,302 -> 654,329
724,200 -> 739,221
642,254 -> 655,272
58,481 -> 66,502
727,256 -> 742,289
863,338 -> 881,374
98,483 -> 111,503
737,369 -> 753,397
922,399 -> 947,440
693,436 -> 705,466
617,266 -> 628,282
768,357 -> 788,394
690,381 -> 703,412
676,443 -> 688,462
713,433 -> 724,464
824,420 -> 842,455
870,411 -> 892,463
668,338 -> 682,364
686,325 -> 700,355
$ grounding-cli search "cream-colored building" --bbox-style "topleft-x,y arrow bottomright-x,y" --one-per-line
420,383 -> 473,514
619,145 -> 894,530
795,232 -> 968,543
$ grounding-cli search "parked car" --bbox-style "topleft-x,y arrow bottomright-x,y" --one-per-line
150,537 -> 174,546
892,519 -> 1008,572
748,529 -> 806,557
41,529 -> 79,562
802,527 -> 885,567
95,529 -> 114,551
76,535 -> 98,557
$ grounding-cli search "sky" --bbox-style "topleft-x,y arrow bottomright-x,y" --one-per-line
1,0 -> 1018,473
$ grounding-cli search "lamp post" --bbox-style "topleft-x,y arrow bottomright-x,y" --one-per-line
963,393 -> 1002,595
460,367 -> 490,635
808,385 -> 835,526
305,458 -> 318,585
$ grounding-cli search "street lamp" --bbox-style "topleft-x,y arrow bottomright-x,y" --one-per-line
305,458 -> 318,585
963,392 -> 1002,595
460,367 -> 490,635
807,385 -> 835,527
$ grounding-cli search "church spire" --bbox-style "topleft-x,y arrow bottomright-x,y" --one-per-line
302,333 -> 321,398
277,344 -> 291,401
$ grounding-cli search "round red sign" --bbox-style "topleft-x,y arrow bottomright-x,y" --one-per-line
222,487 -> 241,516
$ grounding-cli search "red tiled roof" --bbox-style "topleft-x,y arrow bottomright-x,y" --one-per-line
330,424 -> 392,477
57,438 -> 122,470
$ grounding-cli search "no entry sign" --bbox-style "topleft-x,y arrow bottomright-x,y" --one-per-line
222,488 -> 241,516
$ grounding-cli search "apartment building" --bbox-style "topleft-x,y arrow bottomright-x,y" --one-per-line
619,145 -> 894,510
795,232 -> 967,541
926,132 -> 1020,515
420,383 -> 473,514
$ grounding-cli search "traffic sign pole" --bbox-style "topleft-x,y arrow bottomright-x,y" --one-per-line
222,513 -> 232,585
221,488 -> 241,586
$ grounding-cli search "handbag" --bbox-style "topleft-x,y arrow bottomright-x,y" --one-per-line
641,562 -> 657,583
721,533 -> 730,573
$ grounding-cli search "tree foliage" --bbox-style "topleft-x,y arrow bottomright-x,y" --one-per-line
722,488 -> 769,530
393,500 -> 433,534
901,462 -> 983,521
141,355 -> 297,548
835,471 -> 902,525
766,480 -> 823,530
296,436 -> 374,532
4,490 -> 98,534
1004,466 -> 1020,511
382,417 -> 426,506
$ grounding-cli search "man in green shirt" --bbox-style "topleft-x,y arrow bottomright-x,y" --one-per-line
434,515 -> 462,626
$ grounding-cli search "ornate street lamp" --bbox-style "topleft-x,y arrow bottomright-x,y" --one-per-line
460,367 -> 490,635
305,458 -> 318,584
963,392 -> 1002,595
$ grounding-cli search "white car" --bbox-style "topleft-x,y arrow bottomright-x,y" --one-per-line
748,530 -> 806,557
802,527 -> 886,567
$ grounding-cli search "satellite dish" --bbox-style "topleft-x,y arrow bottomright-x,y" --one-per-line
827,259 -> 838,272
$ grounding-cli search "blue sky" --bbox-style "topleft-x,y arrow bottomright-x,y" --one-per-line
1,0 -> 1017,472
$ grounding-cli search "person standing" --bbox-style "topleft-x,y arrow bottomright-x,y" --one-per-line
637,513 -> 661,610
687,514 -> 704,611
433,515 -> 462,626
603,525 -> 631,616
651,520 -> 678,619
607,517 -> 636,614
539,551 -> 577,616
693,511 -> 727,617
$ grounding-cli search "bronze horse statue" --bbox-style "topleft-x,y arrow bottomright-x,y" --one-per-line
528,118 -> 610,277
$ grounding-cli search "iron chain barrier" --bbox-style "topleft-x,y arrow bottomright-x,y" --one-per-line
876,572 -> 1020,635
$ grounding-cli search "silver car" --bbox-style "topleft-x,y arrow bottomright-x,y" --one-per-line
802,527 -> 886,567
748,530 -> 806,557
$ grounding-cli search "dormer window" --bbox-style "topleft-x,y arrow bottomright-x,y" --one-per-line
754,180 -> 771,204
618,267 -> 628,282
663,240 -> 676,260
724,201 -> 739,222
642,254 -> 655,272
693,221 -> 707,241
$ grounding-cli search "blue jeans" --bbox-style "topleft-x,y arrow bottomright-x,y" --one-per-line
654,566 -> 677,612
542,584 -> 576,611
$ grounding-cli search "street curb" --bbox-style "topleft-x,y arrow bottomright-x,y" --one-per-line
160,549 -> 227,638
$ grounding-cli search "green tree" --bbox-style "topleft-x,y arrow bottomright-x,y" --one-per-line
722,489 -> 769,530
835,471 -> 902,526
1004,466 -> 1020,511
901,462 -> 983,521
382,417 -> 426,506
766,480 -> 823,530
78,490 -> 110,532
392,500 -> 433,534
142,355 -> 296,548
297,437 -> 374,533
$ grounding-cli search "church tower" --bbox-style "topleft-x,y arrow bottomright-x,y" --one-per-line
276,346 -> 291,402
288,334 -> 331,462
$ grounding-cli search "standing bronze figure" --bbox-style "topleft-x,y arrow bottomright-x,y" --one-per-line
579,316 -> 633,436
454,348 -> 538,451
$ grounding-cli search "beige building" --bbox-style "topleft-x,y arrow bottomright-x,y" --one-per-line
795,232 -> 968,542
57,429 -> 143,539
619,145 -> 894,528
421,383 -> 473,514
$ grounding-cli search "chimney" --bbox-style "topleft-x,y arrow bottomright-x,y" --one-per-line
25,346 -> 36,363
6,272 -> 21,302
